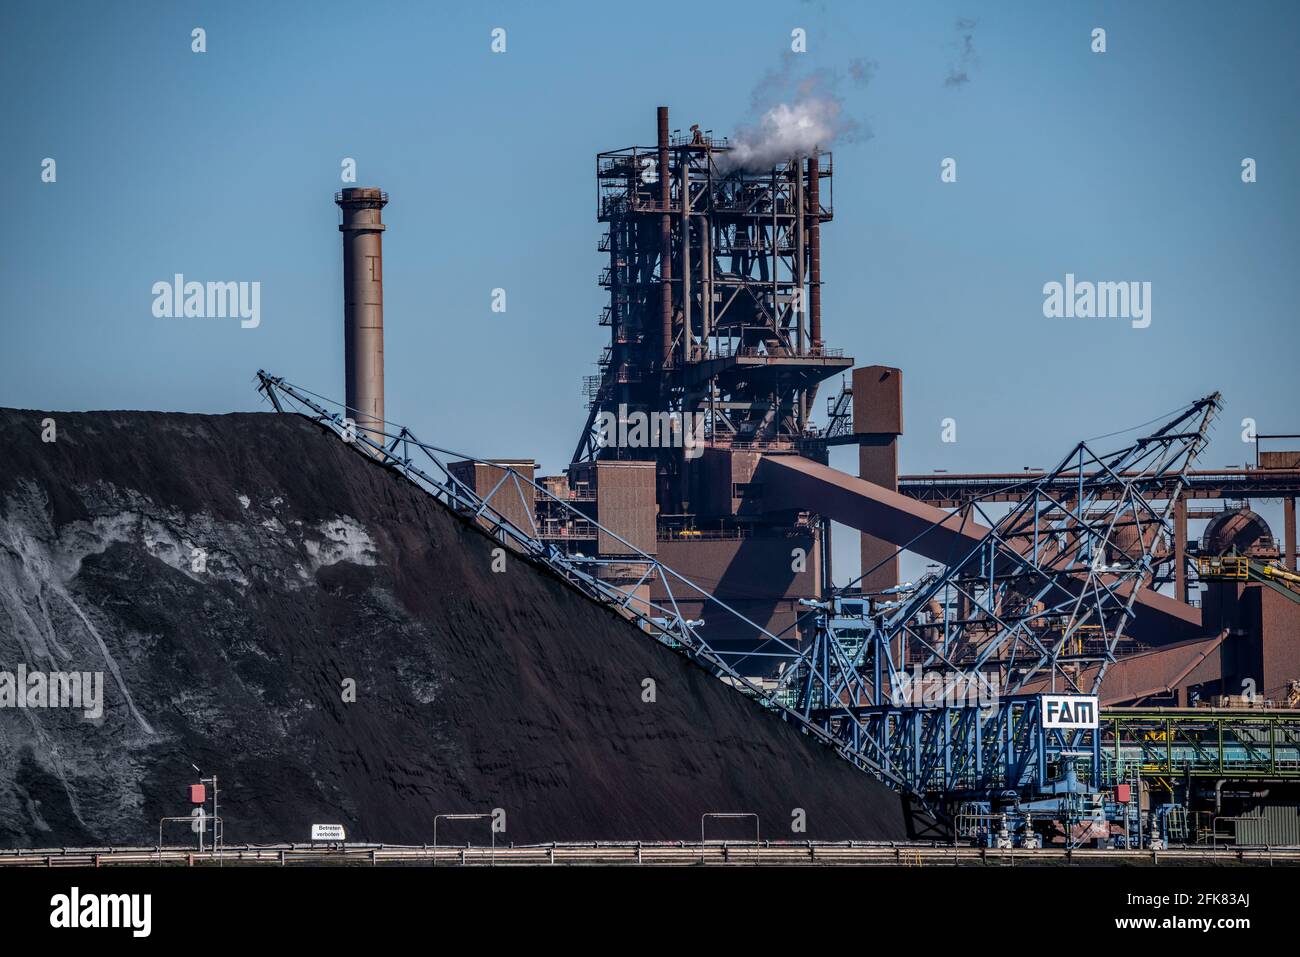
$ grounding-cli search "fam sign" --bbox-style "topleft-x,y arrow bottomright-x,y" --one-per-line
1039,694 -> 1099,729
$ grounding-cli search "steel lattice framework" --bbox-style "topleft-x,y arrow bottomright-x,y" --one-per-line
572,109 -> 851,523
257,372 -> 1219,808
880,392 -> 1220,699
778,393 -> 1223,797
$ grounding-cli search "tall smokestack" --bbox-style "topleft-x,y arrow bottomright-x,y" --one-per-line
657,106 -> 673,369
806,155 -> 822,351
336,187 -> 388,446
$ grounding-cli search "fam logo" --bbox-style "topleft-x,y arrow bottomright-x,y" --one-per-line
1039,694 -> 1099,729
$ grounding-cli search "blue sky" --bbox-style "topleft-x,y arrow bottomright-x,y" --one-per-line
3,1 -> 1297,580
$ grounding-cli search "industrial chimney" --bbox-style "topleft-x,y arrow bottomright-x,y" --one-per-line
336,187 -> 388,446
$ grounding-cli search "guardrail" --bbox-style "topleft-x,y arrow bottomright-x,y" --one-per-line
4,841 -> 1299,868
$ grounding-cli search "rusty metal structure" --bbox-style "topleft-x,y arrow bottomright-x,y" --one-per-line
559,107 -> 852,654
892,444 -> 1300,711
540,111 -> 1300,834
572,107 -> 847,480
537,106 -> 1300,706
298,128 -> 1300,840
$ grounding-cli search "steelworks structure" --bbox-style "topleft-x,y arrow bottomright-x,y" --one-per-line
261,372 -> 1295,837
573,106 -> 847,478
782,396 -> 1224,798
293,124 -> 1300,841
539,109 -> 1300,834
561,107 -> 851,654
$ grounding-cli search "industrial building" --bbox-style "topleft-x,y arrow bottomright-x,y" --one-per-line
313,108 -> 1300,848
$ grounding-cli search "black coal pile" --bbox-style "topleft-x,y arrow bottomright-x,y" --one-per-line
0,408 -> 910,846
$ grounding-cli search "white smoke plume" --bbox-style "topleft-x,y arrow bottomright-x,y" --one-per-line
722,99 -> 846,172
718,55 -> 868,173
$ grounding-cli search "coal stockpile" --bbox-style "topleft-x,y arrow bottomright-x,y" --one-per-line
0,409 -> 911,847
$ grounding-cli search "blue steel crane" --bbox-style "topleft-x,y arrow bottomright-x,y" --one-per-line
779,393 -> 1221,806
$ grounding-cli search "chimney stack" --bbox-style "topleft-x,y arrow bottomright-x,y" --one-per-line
657,106 -> 673,369
336,187 -> 388,446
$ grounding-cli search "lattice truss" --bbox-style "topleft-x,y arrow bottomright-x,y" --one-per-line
868,393 -> 1222,703
771,395 -> 1222,728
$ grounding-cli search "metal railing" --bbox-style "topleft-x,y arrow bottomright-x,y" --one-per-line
12,841 -> 1300,868
334,189 -> 388,204
432,813 -> 496,867
700,813 -> 760,864
703,343 -> 846,361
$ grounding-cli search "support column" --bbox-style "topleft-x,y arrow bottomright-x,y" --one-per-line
806,154 -> 822,351
679,156 -> 691,364
657,106 -> 673,370
819,517 -> 833,599
1175,496 -> 1188,603
1286,496 -> 1297,572
853,366 -> 903,594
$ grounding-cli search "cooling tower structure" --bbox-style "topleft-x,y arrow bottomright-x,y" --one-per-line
336,187 -> 388,445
